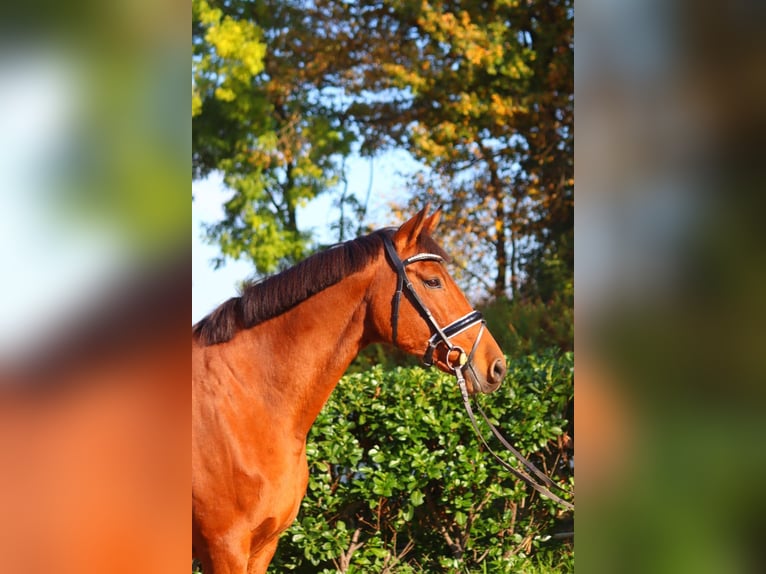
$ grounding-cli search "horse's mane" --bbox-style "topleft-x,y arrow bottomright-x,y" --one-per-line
193,229 -> 448,346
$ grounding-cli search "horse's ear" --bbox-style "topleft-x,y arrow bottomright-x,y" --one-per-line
423,207 -> 442,235
394,204 -> 431,248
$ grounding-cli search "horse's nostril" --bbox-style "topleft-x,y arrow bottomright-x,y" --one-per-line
491,358 -> 506,384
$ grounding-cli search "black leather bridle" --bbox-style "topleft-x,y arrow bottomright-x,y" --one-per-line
382,232 -> 574,511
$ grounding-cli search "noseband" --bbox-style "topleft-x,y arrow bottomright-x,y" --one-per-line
382,232 -> 574,511
382,233 -> 485,374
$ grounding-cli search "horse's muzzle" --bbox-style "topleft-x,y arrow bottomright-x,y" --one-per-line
465,357 -> 505,394
489,358 -> 506,387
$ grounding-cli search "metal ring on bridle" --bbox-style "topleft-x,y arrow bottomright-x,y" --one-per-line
445,346 -> 467,373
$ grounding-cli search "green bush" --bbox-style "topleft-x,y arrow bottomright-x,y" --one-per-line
479,295 -> 573,359
269,351 -> 574,573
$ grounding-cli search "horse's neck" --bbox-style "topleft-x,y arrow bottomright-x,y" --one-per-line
235,270 -> 374,439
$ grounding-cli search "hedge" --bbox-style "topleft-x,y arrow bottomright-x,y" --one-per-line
268,350 -> 574,573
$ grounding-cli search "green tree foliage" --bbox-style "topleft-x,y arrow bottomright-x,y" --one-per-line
193,1 -> 573,302
481,295 -> 573,359
193,0 -> 355,273
269,351 -> 574,573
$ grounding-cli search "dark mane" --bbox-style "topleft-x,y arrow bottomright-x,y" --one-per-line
193,229 -> 448,346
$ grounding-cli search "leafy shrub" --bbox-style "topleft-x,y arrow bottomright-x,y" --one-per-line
269,351 -> 574,573
479,295 -> 573,359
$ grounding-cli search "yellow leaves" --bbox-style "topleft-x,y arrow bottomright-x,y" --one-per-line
214,86 -> 236,102
489,93 -> 529,125
454,92 -> 505,120
381,63 -> 428,93
192,0 -> 266,112
465,44 -> 488,66
410,120 -> 475,165
439,11 -> 458,35
410,123 -> 448,163
192,88 -> 202,118
490,94 -> 513,123
194,0 -> 220,27
204,15 -> 265,78
451,93 -> 467,116
454,92 -> 477,116
458,9 -> 472,28
292,157 -> 323,182
418,2 -> 459,42
498,49 -> 534,80
437,121 -> 458,141
419,2 -> 507,76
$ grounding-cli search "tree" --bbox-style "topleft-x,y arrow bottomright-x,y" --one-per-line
361,0 -> 574,301
192,0 -> 573,302
193,0 -> 355,274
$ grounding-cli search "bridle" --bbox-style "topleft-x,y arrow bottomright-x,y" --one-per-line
382,232 -> 574,511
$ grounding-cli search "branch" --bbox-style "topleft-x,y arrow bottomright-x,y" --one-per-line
380,532 -> 415,574
333,527 -> 364,573
438,524 -> 463,558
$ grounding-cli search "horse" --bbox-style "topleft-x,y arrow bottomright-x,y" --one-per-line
191,205 -> 506,573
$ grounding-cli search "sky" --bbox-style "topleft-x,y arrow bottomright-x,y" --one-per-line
192,150 -> 423,322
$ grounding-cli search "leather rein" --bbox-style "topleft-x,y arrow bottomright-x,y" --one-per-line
382,233 -> 574,511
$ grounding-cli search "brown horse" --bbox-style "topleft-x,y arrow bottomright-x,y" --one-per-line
191,206 -> 506,573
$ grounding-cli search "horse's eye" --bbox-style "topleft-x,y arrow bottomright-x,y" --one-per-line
423,278 -> 442,289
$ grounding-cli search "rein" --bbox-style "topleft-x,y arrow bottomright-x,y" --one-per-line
382,233 -> 574,511
455,370 -> 575,510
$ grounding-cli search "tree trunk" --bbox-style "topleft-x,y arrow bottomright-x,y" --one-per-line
490,170 -> 507,300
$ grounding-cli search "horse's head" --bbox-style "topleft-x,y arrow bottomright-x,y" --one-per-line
370,205 -> 506,394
